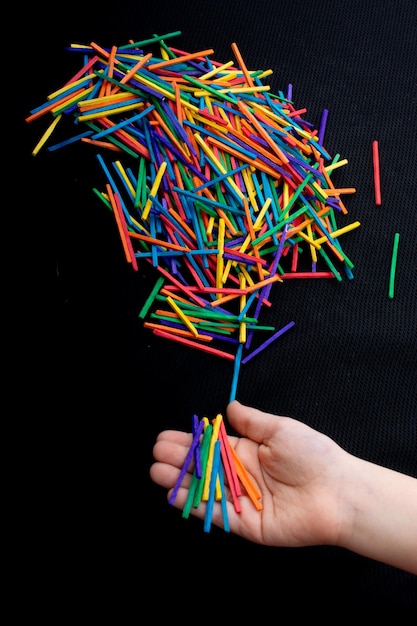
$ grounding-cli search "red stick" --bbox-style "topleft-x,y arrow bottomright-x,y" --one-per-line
372,140 -> 382,205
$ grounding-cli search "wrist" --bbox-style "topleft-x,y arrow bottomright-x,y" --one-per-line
327,449 -> 361,550
334,454 -> 417,573
333,453 -> 369,550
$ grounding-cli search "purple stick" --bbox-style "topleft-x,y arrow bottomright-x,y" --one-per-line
241,321 -> 295,364
192,414 -> 202,478
169,418 -> 205,505
318,108 -> 329,145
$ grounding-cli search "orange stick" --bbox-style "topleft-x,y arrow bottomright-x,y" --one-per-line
114,193 -> 139,271
230,446 -> 263,510
89,41 -> 110,59
231,42 -> 254,87
148,49 -> 214,71
129,231 -> 189,251
106,45 -> 117,95
150,108 -> 191,161
118,52 -> 152,86
81,137 -> 123,152
238,100 -> 289,165
106,184 -> 131,264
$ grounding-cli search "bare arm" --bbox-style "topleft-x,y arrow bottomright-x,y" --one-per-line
338,454 -> 417,574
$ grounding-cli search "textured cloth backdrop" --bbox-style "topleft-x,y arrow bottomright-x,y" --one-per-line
20,0 -> 416,615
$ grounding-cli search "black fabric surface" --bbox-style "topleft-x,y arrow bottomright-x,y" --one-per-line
17,0 -> 416,616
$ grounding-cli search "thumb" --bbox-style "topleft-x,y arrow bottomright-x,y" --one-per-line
226,400 -> 280,443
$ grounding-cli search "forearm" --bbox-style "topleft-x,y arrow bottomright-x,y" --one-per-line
339,454 -> 417,575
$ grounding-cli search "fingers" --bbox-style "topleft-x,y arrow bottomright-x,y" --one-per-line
155,429 -> 193,447
150,461 -> 179,489
150,431 -> 195,491
150,461 -> 192,490
152,433 -> 191,468
150,438 -> 214,526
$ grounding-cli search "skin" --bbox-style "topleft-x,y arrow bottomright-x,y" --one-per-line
150,400 -> 417,575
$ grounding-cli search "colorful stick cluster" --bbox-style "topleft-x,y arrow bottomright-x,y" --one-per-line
26,31 -> 362,529
171,412 -> 262,532
26,31 -> 359,403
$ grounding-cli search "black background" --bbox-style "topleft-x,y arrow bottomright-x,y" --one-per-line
16,0 -> 416,616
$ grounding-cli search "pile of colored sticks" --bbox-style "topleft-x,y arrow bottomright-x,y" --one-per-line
26,31 -> 359,401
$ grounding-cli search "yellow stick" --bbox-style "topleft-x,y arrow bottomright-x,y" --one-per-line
142,161 -> 168,220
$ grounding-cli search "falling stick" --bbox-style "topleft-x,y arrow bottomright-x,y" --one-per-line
372,140 -> 382,205
388,232 -> 400,299
241,320 -> 295,364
